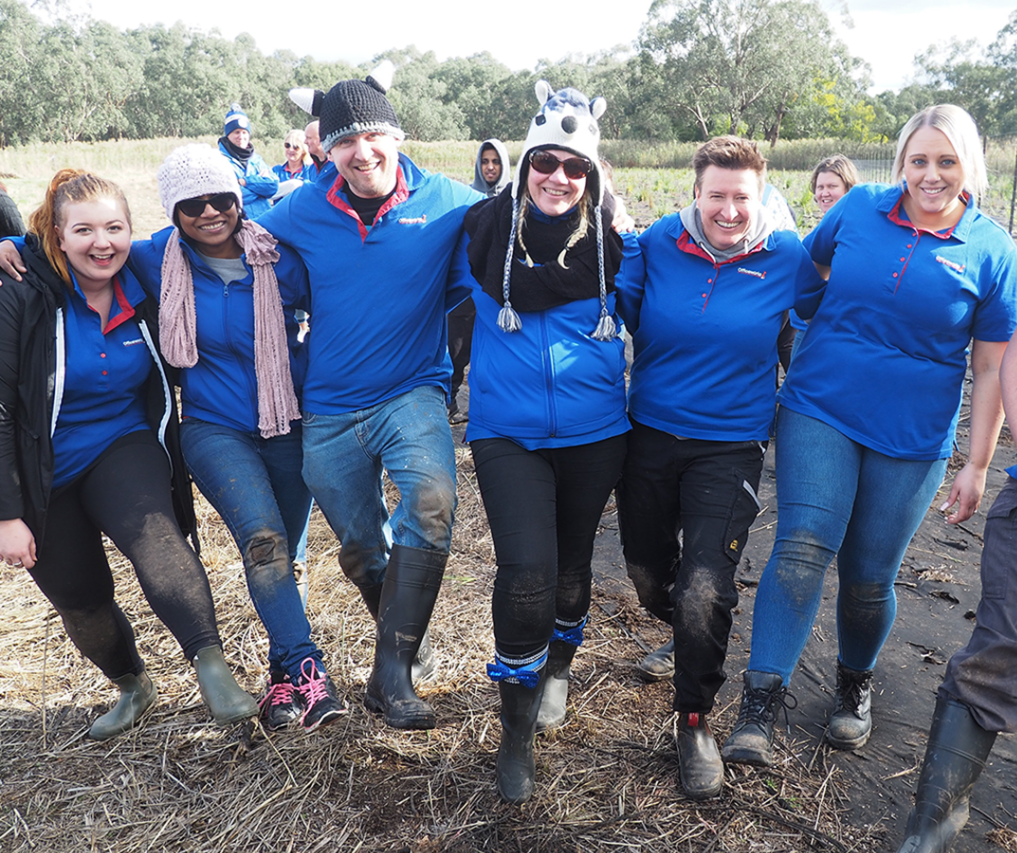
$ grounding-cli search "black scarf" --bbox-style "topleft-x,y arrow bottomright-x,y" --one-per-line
219,135 -> 253,163
464,187 -> 623,314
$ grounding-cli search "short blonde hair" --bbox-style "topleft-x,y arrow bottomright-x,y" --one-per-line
810,155 -> 859,194
284,129 -> 312,167
892,105 -> 986,201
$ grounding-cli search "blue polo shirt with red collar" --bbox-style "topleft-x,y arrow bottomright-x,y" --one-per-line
52,268 -> 152,488
617,214 -> 825,441
784,183 -> 1017,460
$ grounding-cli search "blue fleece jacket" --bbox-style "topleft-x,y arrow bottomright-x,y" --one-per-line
219,141 -> 279,219
130,228 -> 310,433
257,155 -> 482,414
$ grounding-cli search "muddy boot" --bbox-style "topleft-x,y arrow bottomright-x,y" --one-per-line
88,670 -> 158,740
497,675 -> 545,804
364,545 -> 446,730
895,697 -> 997,853
360,580 -> 435,685
721,671 -> 794,767
826,661 -> 873,750
192,646 -> 259,725
537,638 -> 579,733
678,712 -> 723,799
637,638 -> 676,682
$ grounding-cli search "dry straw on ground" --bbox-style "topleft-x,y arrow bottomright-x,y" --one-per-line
0,446 -> 877,853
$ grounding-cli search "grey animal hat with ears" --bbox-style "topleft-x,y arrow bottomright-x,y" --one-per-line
288,61 -> 403,154
498,81 -> 616,342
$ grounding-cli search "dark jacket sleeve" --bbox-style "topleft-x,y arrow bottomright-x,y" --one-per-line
0,272 -> 25,521
0,191 -> 26,239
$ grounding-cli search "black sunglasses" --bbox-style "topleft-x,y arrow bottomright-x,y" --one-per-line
177,193 -> 237,218
528,150 -> 593,180
284,142 -> 301,149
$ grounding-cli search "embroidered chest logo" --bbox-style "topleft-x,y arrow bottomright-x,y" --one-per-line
398,215 -> 427,225
935,255 -> 965,273
122,338 -> 145,347
737,267 -> 766,279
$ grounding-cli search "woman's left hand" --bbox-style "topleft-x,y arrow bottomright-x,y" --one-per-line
940,462 -> 988,524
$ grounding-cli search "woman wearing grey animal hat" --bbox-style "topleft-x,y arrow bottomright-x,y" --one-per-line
463,82 -> 635,804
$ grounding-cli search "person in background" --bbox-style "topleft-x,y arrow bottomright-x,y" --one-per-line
273,129 -> 316,185
448,140 -> 513,424
261,63 -> 483,731
304,120 -> 326,173
129,143 -> 343,733
0,170 -> 258,740
218,104 -> 278,219
722,104 -> 1017,771
617,136 -> 825,799
811,154 -> 859,217
464,83 -> 632,804
0,181 -> 25,238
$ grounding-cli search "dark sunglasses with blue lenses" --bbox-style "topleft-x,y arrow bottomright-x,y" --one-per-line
177,193 -> 237,218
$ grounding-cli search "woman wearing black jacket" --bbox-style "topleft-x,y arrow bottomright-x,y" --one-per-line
0,169 -> 257,739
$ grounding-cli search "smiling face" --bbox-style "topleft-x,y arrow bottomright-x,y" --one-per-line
56,198 -> 132,291
813,171 -> 848,215
901,126 -> 966,229
481,148 -> 502,185
176,195 -> 241,259
328,131 -> 401,199
695,165 -> 760,251
228,127 -> 250,149
284,133 -> 306,165
526,148 -> 587,217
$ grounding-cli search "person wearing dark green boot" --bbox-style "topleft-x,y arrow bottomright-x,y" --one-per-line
88,671 -> 158,741
463,81 -> 632,802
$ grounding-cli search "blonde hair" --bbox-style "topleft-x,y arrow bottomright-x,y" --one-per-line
28,169 -> 131,287
810,154 -> 859,194
284,129 -> 312,167
892,104 -> 987,201
516,170 -> 592,262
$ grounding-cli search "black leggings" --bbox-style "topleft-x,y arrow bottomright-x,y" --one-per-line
471,435 -> 627,660
28,432 -> 220,679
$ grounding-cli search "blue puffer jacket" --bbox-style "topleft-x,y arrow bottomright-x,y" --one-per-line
130,227 -> 310,433
219,141 -> 279,219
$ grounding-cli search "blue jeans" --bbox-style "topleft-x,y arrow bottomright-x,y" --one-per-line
749,407 -> 948,683
301,385 -> 457,589
180,419 -> 321,681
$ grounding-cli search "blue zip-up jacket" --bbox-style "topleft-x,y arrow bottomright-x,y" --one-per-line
272,162 -> 316,184
219,141 -> 279,219
130,227 -> 310,433
258,155 -> 482,415
464,231 -> 637,449
618,215 -> 825,441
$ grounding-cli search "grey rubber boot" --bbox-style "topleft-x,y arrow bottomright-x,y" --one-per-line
678,712 -> 723,799
364,545 -> 446,729
497,675 -> 546,804
536,640 -> 577,732
637,638 -> 676,682
192,646 -> 259,725
826,661 -> 873,750
88,670 -> 158,740
894,697 -> 997,853
721,670 -> 792,767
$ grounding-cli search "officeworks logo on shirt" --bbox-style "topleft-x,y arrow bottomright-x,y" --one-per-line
123,338 -> 145,346
737,267 -> 766,279
398,214 -> 427,225
935,255 -> 965,274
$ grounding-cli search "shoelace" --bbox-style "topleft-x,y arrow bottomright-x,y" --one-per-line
740,684 -> 798,732
297,659 -> 329,707
260,680 -> 296,710
837,671 -> 872,712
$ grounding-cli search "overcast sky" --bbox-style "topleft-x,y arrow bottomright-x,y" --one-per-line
59,0 -> 1014,94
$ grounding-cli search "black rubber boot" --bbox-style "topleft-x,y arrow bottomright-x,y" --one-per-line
88,670 -> 158,740
637,638 -> 676,682
826,661 -> 873,750
895,697 -> 997,853
678,712 -> 724,799
192,646 -> 259,725
360,580 -> 436,684
364,545 -> 446,730
721,670 -> 793,767
536,640 -> 577,733
497,675 -> 546,804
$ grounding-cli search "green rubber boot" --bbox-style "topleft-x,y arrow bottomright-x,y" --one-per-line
192,646 -> 259,725
88,671 -> 158,741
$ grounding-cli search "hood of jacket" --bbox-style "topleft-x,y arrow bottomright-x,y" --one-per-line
471,139 -> 512,197
679,198 -> 775,264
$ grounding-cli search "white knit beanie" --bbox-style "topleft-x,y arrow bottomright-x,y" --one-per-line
158,143 -> 244,220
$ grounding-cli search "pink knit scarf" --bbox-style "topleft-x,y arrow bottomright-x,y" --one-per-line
158,220 -> 301,438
